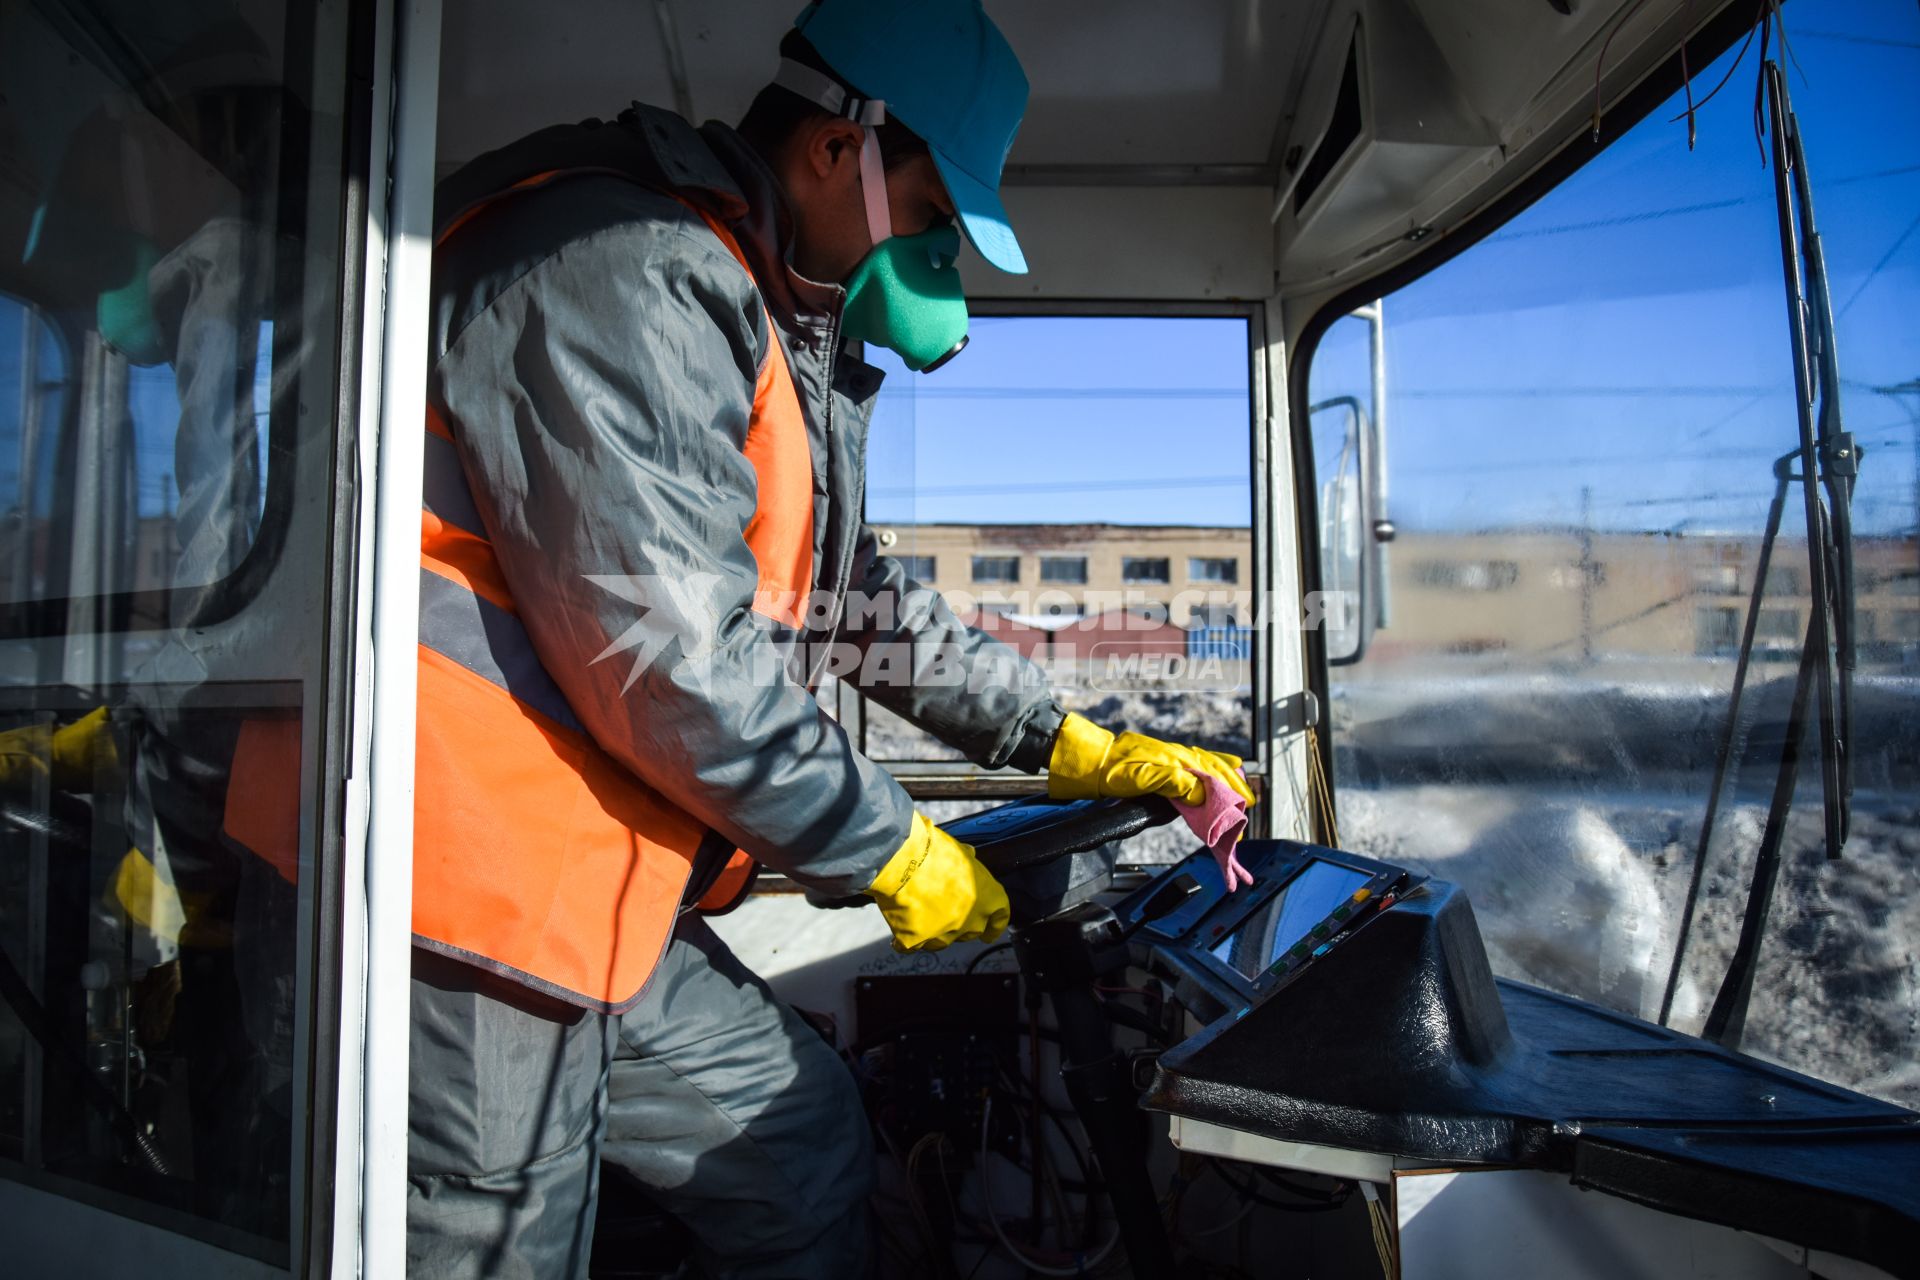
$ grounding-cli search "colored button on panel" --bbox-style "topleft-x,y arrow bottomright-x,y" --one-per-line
1333,904 -> 1352,921
1350,888 -> 1373,905
1310,924 -> 1331,941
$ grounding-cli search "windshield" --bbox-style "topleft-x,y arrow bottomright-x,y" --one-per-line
1305,0 -> 1919,1106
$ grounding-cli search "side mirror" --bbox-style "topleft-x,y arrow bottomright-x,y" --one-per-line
1309,395 -> 1376,664
1307,304 -> 1393,667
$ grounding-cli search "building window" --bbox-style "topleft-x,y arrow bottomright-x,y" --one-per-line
1187,625 -> 1253,661
972,555 -> 1020,584
1891,610 -> 1920,642
1411,559 -> 1520,592
1695,605 -> 1741,654
893,554 -> 936,580
1122,556 -> 1170,584
1040,555 -> 1088,584
1691,564 -> 1740,595
1765,566 -> 1803,596
1188,556 -> 1238,583
1755,608 -> 1801,643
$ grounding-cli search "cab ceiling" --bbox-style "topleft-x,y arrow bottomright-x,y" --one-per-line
437,0 -> 1727,304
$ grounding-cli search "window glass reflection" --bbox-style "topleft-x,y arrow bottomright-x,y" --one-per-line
0,0 -> 351,1262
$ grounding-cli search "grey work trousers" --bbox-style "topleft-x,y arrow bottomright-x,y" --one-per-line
405,915 -> 872,1279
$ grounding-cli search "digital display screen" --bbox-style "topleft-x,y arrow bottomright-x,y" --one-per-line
1210,859 -> 1372,979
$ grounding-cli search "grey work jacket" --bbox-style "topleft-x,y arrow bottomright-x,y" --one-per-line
426,105 -> 1063,896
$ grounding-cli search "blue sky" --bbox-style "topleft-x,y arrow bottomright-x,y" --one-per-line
864,314 -> 1252,527
870,0 -> 1919,538
3,0 -> 1913,545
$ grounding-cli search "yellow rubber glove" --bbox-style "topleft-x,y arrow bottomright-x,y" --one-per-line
109,848 -> 229,949
51,707 -> 117,788
112,848 -> 188,944
865,812 -> 1011,952
0,706 -> 117,793
1046,712 -> 1257,809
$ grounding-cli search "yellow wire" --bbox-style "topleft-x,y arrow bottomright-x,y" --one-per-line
1305,724 -> 1341,848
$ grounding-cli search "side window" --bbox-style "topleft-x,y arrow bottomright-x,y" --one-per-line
2,54 -> 290,633
1306,9 -> 1918,1105
1,0 -> 358,1267
857,315 -> 1256,861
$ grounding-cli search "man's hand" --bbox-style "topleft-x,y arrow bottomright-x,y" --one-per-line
865,812 -> 1010,952
1045,712 -> 1255,809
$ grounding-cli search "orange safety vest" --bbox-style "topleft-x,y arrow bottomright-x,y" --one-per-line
410,179 -> 813,1009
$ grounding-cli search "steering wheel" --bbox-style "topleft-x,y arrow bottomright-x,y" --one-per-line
944,794 -> 1177,876
937,794 -> 1179,927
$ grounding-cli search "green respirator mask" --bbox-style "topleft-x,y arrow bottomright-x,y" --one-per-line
840,223 -> 968,373
771,59 -> 970,373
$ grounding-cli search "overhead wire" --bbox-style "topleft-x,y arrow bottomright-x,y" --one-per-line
1479,161 -> 1919,243
1795,28 -> 1920,51
1835,209 -> 1920,319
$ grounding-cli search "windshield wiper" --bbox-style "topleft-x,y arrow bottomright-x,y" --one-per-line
1657,54 -> 1859,1045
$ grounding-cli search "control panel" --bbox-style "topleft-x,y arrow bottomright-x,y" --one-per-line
1114,840 -> 1416,1011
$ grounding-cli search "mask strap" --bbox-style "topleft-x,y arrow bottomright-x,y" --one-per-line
773,58 -> 893,247
855,127 -> 891,247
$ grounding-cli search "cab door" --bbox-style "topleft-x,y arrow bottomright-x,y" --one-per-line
0,0 -> 426,1273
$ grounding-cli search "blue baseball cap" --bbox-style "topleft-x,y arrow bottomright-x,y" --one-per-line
792,0 -> 1030,274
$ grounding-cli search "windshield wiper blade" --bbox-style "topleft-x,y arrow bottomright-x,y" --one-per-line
1758,56 -> 1851,866
1659,55 -> 1861,1044
1787,68 -> 1857,858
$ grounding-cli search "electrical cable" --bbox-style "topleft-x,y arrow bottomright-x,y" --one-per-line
1184,1197 -> 1257,1239
1592,0 -> 1655,141
1207,1157 -> 1348,1213
1668,0 -> 1766,126
1307,724 -> 1340,848
964,941 -> 1015,974
1253,1163 -> 1352,1204
987,1074 -> 1103,1258
1360,1182 -> 1399,1279
900,1131 -> 963,1280
978,1097 -> 1120,1277
1678,0 -> 1697,148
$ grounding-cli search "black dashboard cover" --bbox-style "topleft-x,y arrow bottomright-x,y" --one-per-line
1144,880 -> 1920,1278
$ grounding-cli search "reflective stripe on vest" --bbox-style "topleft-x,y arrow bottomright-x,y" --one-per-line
413,189 -> 808,1010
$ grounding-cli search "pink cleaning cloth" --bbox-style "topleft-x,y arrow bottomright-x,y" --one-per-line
1171,770 -> 1254,891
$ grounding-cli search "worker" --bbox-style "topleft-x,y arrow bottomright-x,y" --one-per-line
408,1 -> 1257,1276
